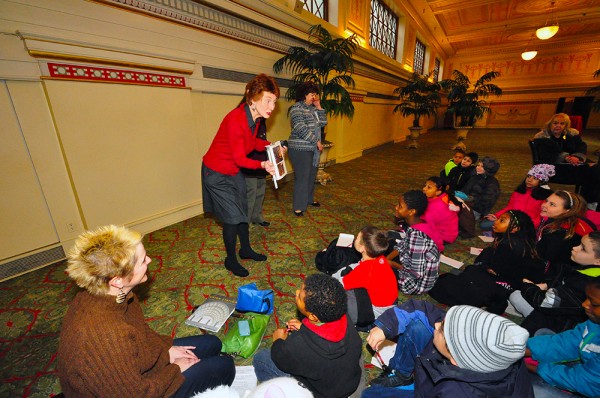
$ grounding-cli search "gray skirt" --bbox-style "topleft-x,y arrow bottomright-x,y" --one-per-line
202,163 -> 248,224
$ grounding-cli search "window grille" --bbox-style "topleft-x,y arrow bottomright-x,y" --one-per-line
369,0 -> 398,58
304,0 -> 328,20
414,38 -> 426,75
433,58 -> 441,82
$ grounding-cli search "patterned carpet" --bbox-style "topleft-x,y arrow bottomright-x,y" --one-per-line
2,128 -> 597,397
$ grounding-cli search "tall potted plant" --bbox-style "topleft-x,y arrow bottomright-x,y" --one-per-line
273,24 -> 358,184
440,70 -> 502,145
393,72 -> 441,148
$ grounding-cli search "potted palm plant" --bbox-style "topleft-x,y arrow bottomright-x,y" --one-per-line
585,68 -> 600,112
394,72 -> 441,148
440,70 -> 502,145
273,24 -> 358,184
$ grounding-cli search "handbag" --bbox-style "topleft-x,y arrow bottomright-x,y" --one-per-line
221,312 -> 270,358
236,283 -> 274,314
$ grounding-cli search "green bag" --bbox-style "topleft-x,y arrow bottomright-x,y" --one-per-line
221,312 -> 270,358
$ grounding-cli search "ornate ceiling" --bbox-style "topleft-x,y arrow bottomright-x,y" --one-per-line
412,0 -> 600,56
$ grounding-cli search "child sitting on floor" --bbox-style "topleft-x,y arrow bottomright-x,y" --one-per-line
440,148 -> 465,179
446,151 -> 478,193
422,177 -> 459,247
253,273 -> 362,398
525,277 -> 600,397
332,226 -> 398,327
510,231 -> 600,335
459,156 -> 501,221
363,300 -> 533,397
387,190 -> 441,295
429,210 -> 543,315
481,163 -> 554,231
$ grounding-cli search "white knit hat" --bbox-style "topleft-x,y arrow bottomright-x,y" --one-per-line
444,306 -> 528,373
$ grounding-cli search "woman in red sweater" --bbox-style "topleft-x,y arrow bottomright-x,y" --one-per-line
202,74 -> 279,277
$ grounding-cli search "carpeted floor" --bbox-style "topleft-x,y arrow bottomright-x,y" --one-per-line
2,128 -> 599,397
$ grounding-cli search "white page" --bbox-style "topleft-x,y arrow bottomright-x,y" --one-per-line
232,366 -> 257,397
440,254 -> 464,269
470,247 -> 483,255
479,235 -> 494,243
370,340 -> 397,368
336,233 -> 354,247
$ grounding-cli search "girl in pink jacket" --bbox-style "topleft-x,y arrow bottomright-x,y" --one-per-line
482,164 -> 554,230
422,176 -> 459,246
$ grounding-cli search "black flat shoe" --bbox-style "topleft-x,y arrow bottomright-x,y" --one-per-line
294,210 -> 304,216
257,221 -> 270,227
309,202 -> 321,207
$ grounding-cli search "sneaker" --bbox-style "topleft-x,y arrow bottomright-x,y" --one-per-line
370,369 -> 413,388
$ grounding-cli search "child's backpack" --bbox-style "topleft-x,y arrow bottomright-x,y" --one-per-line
315,238 -> 361,275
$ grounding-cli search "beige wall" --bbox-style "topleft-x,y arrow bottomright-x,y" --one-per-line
3,0 -> 593,268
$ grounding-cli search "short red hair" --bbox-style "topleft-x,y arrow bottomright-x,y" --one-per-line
245,74 -> 280,105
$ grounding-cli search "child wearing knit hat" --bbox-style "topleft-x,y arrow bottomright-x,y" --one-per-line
460,156 -> 501,220
481,163 -> 554,231
363,300 -> 533,397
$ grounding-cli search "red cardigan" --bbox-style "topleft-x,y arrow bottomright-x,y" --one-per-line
342,256 -> 398,306
203,104 -> 269,175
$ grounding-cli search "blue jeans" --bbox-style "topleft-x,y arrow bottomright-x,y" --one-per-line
253,348 -> 290,382
389,318 -> 433,376
171,335 -> 235,398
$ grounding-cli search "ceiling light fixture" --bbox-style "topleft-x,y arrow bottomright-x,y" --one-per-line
521,34 -> 538,61
536,1 -> 559,40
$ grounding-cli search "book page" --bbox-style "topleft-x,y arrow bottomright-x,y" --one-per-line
336,233 -> 355,247
440,254 -> 464,269
265,141 -> 287,189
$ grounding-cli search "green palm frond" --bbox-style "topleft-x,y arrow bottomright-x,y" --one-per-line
440,69 -> 503,127
273,24 -> 358,121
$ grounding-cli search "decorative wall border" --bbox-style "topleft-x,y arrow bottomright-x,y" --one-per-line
46,62 -> 187,88
96,0 -> 306,53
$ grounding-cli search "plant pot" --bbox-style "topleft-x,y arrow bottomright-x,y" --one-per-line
452,126 -> 473,150
315,141 -> 334,185
407,126 -> 423,149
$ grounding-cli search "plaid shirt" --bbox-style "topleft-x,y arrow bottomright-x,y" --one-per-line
394,227 -> 440,295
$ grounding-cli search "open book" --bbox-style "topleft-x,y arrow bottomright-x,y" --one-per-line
265,141 -> 287,189
185,295 -> 237,333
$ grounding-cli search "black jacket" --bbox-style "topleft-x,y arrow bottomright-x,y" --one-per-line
271,316 -> 362,398
415,341 -> 534,397
462,174 -> 500,215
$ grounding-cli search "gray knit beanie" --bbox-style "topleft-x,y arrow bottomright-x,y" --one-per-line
444,306 -> 528,373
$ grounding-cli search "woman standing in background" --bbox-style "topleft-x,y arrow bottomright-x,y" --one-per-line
287,82 -> 327,216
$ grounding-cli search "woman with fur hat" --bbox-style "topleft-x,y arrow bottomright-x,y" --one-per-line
363,300 -> 533,397
58,225 -> 235,397
481,163 -> 554,230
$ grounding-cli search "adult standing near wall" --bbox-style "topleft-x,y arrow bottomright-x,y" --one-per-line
533,113 -> 600,208
202,74 -> 279,277
288,82 -> 327,216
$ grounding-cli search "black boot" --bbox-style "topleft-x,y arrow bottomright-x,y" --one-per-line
223,223 -> 249,277
237,223 -> 267,261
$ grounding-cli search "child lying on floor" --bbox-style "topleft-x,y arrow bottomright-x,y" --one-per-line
362,300 -> 533,397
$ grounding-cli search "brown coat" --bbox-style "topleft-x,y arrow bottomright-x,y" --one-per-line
58,291 -> 183,397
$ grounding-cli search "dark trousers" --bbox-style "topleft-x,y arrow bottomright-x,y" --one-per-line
171,335 -> 235,398
289,149 -> 318,211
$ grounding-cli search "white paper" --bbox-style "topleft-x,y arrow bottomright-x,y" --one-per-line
370,340 -> 397,369
440,254 -> 464,269
232,366 -> 257,397
470,247 -> 483,255
336,233 -> 355,247
478,235 -> 494,243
